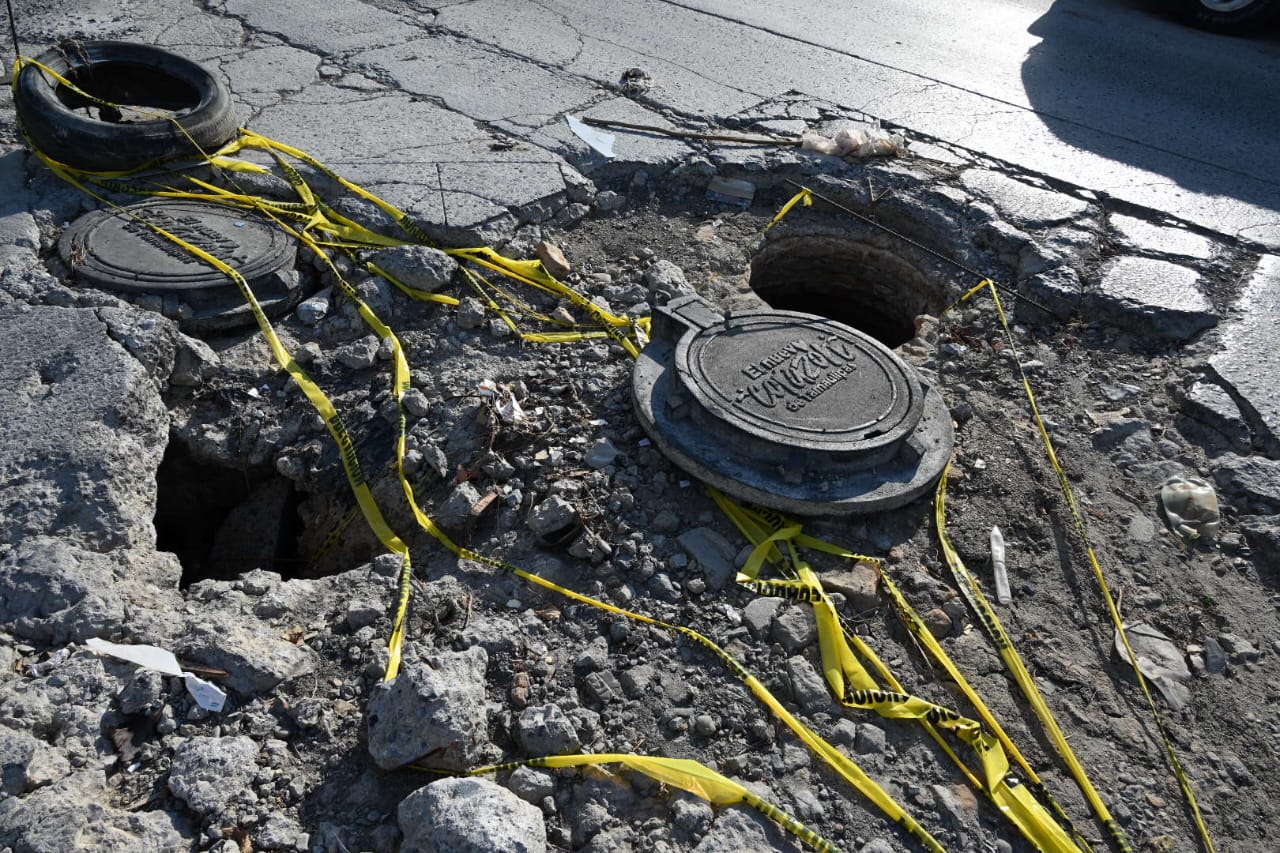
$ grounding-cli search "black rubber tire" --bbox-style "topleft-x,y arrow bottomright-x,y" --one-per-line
15,40 -> 237,172
1175,0 -> 1280,34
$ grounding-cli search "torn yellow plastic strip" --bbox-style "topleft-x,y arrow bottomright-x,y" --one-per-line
446,246 -> 647,357
764,186 -> 813,231
771,570 -> 1085,852
983,282 -> 1214,853
719,498 -> 1091,853
875,565 -> 1093,852
387,495 -> 945,850
940,277 -> 993,317
365,262 -> 461,306
934,454 -> 1128,851
471,754 -> 839,853
19,92 -> 928,849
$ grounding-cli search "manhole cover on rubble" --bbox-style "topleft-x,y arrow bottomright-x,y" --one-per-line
59,199 -> 301,331
632,295 -> 953,515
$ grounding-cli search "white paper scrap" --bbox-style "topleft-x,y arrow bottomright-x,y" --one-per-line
87,637 -> 183,676
566,115 -> 615,158
184,674 -> 228,712
86,638 -> 227,712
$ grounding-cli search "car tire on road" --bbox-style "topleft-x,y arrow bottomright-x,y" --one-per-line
15,40 -> 237,172
1176,0 -> 1280,34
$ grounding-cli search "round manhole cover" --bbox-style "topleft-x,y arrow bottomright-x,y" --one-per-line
676,312 -> 923,454
59,199 -> 302,331
633,295 -> 953,515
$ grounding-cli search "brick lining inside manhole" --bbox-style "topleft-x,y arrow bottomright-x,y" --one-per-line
749,236 -> 946,348
154,440 -> 308,586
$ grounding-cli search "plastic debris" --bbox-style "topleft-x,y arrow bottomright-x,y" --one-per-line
86,637 -> 227,712
477,379 -> 498,398
1159,475 -> 1220,540
1115,622 -> 1192,710
566,115 -> 615,158
801,122 -> 907,159
498,395 -> 526,424
24,647 -> 70,676
990,525 -> 1011,605
706,177 -> 755,208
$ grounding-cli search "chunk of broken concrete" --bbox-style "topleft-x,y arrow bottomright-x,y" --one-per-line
399,776 -> 546,853
535,241 -> 571,279
370,244 -> 459,292
367,645 -> 489,770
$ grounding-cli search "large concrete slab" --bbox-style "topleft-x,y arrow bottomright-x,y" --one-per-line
1088,256 -> 1216,342
1207,256 -> 1280,457
220,0 -> 420,55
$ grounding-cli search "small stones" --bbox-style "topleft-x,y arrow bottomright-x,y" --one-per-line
168,735 -> 260,820
922,607 -> 954,639
456,296 -> 487,329
855,723 -> 888,755
585,438 -> 619,468
507,765 -> 555,804
295,288 -> 331,325
527,496 -> 579,539
435,481 -> 485,530
771,605 -> 817,652
402,387 -> 433,419
643,259 -> 692,304
336,335 -> 380,369
785,655 -> 831,713
820,562 -> 881,612
517,703 -> 581,756
676,527 -> 738,591
742,597 -> 782,638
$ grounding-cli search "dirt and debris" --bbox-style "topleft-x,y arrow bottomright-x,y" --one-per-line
1,11 -> 1278,853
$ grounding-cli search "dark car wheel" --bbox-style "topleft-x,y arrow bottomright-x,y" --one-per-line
1176,0 -> 1280,34
15,40 -> 237,172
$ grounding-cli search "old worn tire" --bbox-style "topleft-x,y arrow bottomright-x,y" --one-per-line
15,40 -> 237,172
1176,0 -> 1280,33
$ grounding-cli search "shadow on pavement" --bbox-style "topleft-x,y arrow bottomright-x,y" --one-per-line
1020,0 -> 1280,213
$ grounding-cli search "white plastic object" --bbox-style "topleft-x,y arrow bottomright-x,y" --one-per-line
990,525 -> 1011,605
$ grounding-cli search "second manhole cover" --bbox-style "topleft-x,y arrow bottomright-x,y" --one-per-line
59,199 -> 302,331
633,295 -> 953,515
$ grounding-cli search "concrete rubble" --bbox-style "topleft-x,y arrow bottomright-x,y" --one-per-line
0,1 -> 1278,853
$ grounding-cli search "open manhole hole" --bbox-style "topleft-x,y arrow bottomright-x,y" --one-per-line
59,199 -> 303,332
749,236 -> 946,348
154,441 -> 309,587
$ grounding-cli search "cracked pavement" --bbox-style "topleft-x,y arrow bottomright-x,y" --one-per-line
2,2 -> 1280,853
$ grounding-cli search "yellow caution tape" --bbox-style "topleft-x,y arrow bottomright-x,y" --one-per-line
13,63 -> 947,851
760,182 -> 1214,853
935,453 -> 1128,852
980,281 -> 1215,853
713,493 -> 1088,853
471,754 -> 839,853
764,186 -> 813,231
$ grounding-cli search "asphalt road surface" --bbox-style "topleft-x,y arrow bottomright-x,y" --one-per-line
626,0 -> 1280,248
